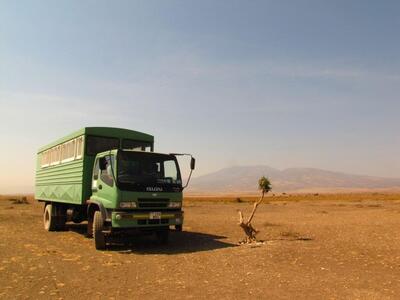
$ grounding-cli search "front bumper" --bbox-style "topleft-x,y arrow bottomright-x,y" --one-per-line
111,210 -> 184,228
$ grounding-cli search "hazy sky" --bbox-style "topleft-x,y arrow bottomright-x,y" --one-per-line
1,0 -> 400,193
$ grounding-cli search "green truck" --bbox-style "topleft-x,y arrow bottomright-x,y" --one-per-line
35,127 -> 195,249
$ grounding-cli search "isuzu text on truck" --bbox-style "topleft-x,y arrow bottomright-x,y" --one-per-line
35,127 -> 195,250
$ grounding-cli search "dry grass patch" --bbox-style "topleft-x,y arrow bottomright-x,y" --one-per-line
280,230 -> 313,241
263,222 -> 281,227
8,197 -> 29,205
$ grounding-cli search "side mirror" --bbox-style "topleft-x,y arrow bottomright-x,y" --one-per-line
190,157 -> 196,170
99,157 -> 107,170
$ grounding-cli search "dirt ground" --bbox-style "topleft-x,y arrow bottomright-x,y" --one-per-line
1,195 -> 400,299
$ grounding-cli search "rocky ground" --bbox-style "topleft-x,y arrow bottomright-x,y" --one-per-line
1,195 -> 400,299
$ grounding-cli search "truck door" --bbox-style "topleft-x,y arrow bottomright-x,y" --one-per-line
92,155 -> 116,206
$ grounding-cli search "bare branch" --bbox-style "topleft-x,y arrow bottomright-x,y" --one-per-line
238,210 -> 244,224
246,191 -> 264,224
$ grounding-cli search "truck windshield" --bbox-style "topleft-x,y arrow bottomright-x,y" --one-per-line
122,139 -> 153,152
117,151 -> 182,192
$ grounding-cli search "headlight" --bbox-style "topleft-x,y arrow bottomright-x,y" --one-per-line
168,202 -> 182,208
119,202 -> 137,208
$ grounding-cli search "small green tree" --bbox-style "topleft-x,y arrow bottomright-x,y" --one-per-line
238,176 -> 272,243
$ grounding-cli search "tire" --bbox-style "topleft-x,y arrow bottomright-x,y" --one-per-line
175,224 -> 183,232
93,211 -> 106,250
44,203 -> 66,231
156,229 -> 169,244
87,217 -> 93,238
44,204 -> 57,231
56,208 -> 66,231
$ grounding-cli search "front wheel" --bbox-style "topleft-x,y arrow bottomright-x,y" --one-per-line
175,224 -> 183,231
93,211 -> 106,250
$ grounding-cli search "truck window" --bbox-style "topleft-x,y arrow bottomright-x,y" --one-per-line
86,136 -> 119,155
122,139 -> 152,151
75,136 -> 84,159
100,155 -> 115,187
164,160 -> 178,181
93,158 -> 100,180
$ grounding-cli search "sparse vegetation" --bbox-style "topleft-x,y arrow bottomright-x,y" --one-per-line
184,192 -> 400,203
280,230 -> 313,241
8,196 -> 29,204
235,197 -> 243,203
263,221 -> 281,227
280,230 -> 301,238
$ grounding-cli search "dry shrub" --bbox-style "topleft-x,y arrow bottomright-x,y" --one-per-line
280,230 -> 301,239
280,230 -> 313,241
263,222 -> 281,227
8,197 -> 29,204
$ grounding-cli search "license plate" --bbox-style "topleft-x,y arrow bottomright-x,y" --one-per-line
149,212 -> 161,220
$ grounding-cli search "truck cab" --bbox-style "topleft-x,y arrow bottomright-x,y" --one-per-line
87,149 -> 194,249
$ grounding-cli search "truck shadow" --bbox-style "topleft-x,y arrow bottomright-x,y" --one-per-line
66,223 -> 236,254
112,231 -> 236,255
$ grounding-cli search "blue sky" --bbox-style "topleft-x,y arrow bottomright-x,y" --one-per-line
1,0 -> 399,193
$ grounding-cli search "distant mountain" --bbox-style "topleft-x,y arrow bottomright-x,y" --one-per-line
188,166 -> 400,194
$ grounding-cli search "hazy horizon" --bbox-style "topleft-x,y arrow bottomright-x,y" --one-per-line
2,161 -> 400,195
1,1 -> 399,193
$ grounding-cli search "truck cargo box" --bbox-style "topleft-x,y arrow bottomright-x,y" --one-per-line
35,127 -> 154,205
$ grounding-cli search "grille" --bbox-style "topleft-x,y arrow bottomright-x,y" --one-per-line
137,198 -> 169,209
138,219 -> 169,225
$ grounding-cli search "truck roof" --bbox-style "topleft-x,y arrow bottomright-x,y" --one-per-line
37,127 -> 154,153
96,149 -> 174,157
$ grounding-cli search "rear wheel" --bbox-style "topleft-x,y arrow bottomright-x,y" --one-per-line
93,211 -> 106,250
43,204 -> 57,231
43,203 -> 66,231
